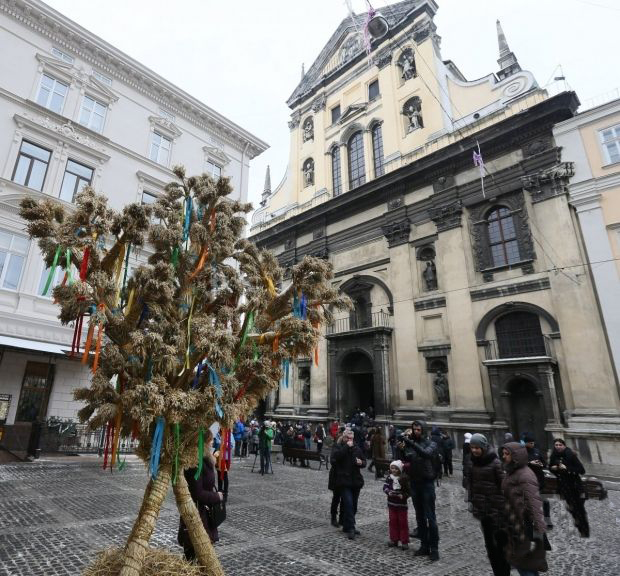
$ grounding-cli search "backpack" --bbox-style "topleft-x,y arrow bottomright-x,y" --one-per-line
431,444 -> 444,484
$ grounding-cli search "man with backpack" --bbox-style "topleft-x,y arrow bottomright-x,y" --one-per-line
400,420 -> 440,562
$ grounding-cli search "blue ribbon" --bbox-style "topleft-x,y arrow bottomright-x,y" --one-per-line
207,363 -> 224,417
192,361 -> 203,389
282,359 -> 290,388
182,196 -> 192,243
149,417 -> 165,480
145,356 -> 153,382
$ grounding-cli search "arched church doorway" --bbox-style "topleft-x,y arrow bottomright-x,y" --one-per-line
340,351 -> 374,419
509,378 -> 547,448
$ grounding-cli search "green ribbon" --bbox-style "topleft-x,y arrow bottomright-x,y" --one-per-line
239,310 -> 255,349
42,246 -> 62,295
171,246 -> 179,269
194,427 -> 204,481
172,422 -> 180,485
116,449 -> 127,471
120,243 -> 131,306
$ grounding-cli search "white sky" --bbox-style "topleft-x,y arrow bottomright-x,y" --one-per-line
43,0 -> 619,209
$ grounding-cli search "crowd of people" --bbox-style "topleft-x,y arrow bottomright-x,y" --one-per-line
179,413 -> 592,576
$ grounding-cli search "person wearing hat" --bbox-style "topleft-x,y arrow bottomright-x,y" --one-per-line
258,420 -> 274,475
522,433 -> 552,529
467,434 -> 511,576
383,459 -> 411,549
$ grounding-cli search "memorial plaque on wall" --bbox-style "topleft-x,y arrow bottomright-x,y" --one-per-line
0,394 -> 11,424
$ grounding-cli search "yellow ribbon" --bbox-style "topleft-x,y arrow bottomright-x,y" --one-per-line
113,243 -> 126,307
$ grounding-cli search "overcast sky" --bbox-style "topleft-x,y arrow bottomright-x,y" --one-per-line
43,0 -> 619,209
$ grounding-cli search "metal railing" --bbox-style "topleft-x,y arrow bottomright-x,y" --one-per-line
39,422 -> 138,455
484,334 -> 555,361
327,310 -> 392,335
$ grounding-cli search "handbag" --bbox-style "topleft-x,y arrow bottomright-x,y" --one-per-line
206,500 -> 227,528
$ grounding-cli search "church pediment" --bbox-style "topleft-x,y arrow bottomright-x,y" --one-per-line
202,145 -> 231,166
338,103 -> 368,125
82,75 -> 119,102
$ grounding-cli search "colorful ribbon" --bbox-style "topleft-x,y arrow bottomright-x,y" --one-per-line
281,358 -> 290,388
207,363 -> 224,418
42,246 -> 61,296
149,417 -> 165,480
194,427 -> 204,480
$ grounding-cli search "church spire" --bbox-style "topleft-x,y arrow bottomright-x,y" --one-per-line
260,165 -> 271,207
496,20 -> 521,80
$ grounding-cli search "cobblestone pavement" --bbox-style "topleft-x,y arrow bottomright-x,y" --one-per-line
0,456 -> 619,575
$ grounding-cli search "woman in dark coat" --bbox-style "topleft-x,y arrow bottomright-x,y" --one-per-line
177,429 -> 225,560
549,438 -> 589,537
330,428 -> 366,540
501,442 -> 549,576
467,434 -> 510,576
368,426 -> 386,478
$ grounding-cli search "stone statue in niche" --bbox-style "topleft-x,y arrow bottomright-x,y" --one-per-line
403,98 -> 423,132
423,260 -> 437,291
300,369 -> 311,404
303,118 -> 314,142
398,50 -> 416,81
303,159 -> 314,186
433,371 -> 450,406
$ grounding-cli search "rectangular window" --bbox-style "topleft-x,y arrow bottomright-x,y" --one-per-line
0,230 -> 29,291
59,160 -> 93,203
36,74 -> 68,114
38,264 -> 65,297
92,70 -> 112,86
142,191 -> 158,205
372,124 -> 385,178
149,131 -> 171,166
205,160 -> 222,180
12,140 -> 51,191
331,149 -> 342,197
51,47 -> 74,64
600,125 -> 620,165
79,95 -> 107,133
331,105 -> 341,125
15,362 -> 55,422
368,80 -> 380,101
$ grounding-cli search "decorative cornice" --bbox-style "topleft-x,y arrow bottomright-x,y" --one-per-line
311,94 -> 327,112
334,257 -> 391,278
148,115 -> 182,139
202,145 -> 231,167
429,201 -> 462,232
469,278 -> 551,302
1,0 -> 267,157
288,110 -> 301,131
374,49 -> 392,69
414,297 -> 446,311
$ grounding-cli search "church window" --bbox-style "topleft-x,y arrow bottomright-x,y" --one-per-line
372,123 -> 385,178
368,80 -> 380,101
331,105 -> 341,125
331,148 -> 342,196
347,131 -> 365,189
487,207 -> 520,267
495,312 -> 546,358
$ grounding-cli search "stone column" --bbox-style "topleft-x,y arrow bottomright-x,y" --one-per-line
430,201 -> 486,409
373,331 -> 391,417
382,213 -> 421,408
538,366 -> 561,424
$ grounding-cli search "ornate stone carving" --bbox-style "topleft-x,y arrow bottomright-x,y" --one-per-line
302,117 -> 314,142
523,137 -> 552,157
311,94 -> 327,112
432,174 -> 455,193
374,49 -> 392,69
382,218 -> 411,248
522,162 -> 575,203
433,370 -> 450,406
387,196 -> 404,210
423,260 -> 437,291
16,112 -> 107,154
412,21 -> 434,43
402,96 -> 423,132
429,201 -> 462,232
313,227 -> 325,240
340,35 -> 363,63
284,238 -> 295,250
397,48 -> 416,81
469,192 -> 536,280
310,247 -> 328,260
288,110 -> 301,130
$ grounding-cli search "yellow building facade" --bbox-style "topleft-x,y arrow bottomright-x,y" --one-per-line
250,0 -> 620,463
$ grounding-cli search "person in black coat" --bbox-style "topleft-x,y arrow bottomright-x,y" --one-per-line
523,433 -> 553,529
549,438 -> 589,537
330,428 -> 366,540
177,429 -> 225,560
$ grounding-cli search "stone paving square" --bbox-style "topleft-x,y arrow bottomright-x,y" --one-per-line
0,456 -> 618,575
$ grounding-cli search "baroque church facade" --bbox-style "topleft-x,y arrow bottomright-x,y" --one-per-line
250,0 -> 620,463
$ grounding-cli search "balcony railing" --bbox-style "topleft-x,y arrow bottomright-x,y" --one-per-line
484,334 -> 555,361
327,311 -> 392,335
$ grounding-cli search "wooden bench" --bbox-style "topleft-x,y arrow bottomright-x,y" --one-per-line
281,445 -> 329,470
541,472 -> 607,500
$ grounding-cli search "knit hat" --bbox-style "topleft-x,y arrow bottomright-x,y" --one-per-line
464,432 -> 473,444
469,433 -> 489,450
390,460 -> 403,472
504,432 -> 514,443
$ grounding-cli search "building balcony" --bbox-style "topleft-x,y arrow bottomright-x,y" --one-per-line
483,334 -> 556,364
326,310 -> 393,336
